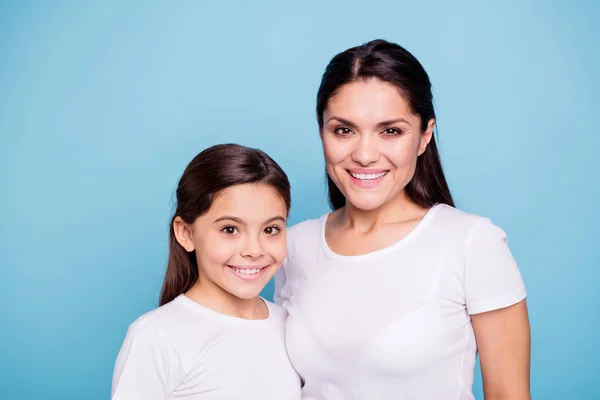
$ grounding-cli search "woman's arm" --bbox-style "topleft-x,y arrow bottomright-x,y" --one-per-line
471,299 -> 531,400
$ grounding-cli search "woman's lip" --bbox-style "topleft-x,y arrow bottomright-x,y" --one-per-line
347,168 -> 389,174
347,170 -> 388,188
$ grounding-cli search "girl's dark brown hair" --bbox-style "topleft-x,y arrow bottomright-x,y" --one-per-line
316,39 -> 454,210
159,143 -> 291,306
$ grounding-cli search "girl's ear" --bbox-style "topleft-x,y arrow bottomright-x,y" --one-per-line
173,217 -> 195,252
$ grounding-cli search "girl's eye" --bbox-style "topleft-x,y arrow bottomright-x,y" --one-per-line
334,127 -> 352,136
264,226 -> 281,235
221,226 -> 239,235
383,128 -> 402,136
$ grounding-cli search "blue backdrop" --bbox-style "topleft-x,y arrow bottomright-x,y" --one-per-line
1,1 -> 598,399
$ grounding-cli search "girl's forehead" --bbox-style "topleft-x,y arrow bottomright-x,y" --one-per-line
202,183 -> 288,221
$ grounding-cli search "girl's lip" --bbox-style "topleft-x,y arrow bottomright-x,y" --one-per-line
226,265 -> 268,281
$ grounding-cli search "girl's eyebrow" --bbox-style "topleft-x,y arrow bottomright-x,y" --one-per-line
213,216 -> 286,224
214,216 -> 244,224
264,216 -> 286,224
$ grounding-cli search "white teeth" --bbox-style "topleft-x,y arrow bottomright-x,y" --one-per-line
350,171 -> 387,180
232,267 -> 261,275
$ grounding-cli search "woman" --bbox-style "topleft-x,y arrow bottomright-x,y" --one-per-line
113,144 -> 301,399
275,40 -> 530,399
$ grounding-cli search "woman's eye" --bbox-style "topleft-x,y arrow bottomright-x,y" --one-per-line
334,127 -> 352,136
383,128 -> 402,136
264,226 -> 281,235
221,226 -> 239,235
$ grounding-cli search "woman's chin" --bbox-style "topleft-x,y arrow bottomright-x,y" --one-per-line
344,192 -> 391,212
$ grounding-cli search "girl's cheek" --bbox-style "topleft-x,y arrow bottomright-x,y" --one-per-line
269,236 -> 288,263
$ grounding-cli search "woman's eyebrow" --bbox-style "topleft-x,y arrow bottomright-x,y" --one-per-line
326,116 -> 411,130
375,118 -> 410,129
325,116 -> 359,130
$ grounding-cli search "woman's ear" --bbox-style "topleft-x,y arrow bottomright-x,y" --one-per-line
418,118 -> 435,156
317,115 -> 323,137
173,217 -> 195,252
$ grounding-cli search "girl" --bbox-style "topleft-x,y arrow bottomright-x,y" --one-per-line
275,40 -> 531,399
112,144 -> 301,399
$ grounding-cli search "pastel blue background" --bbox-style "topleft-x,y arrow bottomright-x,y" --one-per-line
1,1 -> 598,399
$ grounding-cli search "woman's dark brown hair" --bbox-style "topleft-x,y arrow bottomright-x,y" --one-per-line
159,143 -> 291,306
316,39 -> 454,209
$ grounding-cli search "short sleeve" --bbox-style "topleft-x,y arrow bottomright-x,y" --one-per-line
112,321 -> 183,400
464,218 -> 527,315
273,261 -> 288,306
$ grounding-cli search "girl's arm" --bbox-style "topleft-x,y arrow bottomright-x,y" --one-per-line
112,322 -> 182,400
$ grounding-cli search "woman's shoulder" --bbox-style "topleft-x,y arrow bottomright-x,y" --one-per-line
287,213 -> 326,236
431,204 -> 512,250
285,213 -> 328,248
263,299 -> 289,321
433,204 -> 498,232
434,203 -> 483,222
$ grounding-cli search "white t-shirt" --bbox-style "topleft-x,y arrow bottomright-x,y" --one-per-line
112,295 -> 301,400
275,204 -> 526,400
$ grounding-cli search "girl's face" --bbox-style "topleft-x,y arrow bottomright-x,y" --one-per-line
175,183 -> 288,300
321,78 -> 434,211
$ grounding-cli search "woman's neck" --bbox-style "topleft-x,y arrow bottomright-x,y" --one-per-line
337,191 -> 428,234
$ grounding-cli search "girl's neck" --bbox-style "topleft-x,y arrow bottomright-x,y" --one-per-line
185,281 -> 268,320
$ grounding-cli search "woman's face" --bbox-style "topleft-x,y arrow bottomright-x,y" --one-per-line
321,78 -> 434,211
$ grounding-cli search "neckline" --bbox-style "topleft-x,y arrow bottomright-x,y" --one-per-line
176,294 -> 274,327
319,203 -> 443,263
